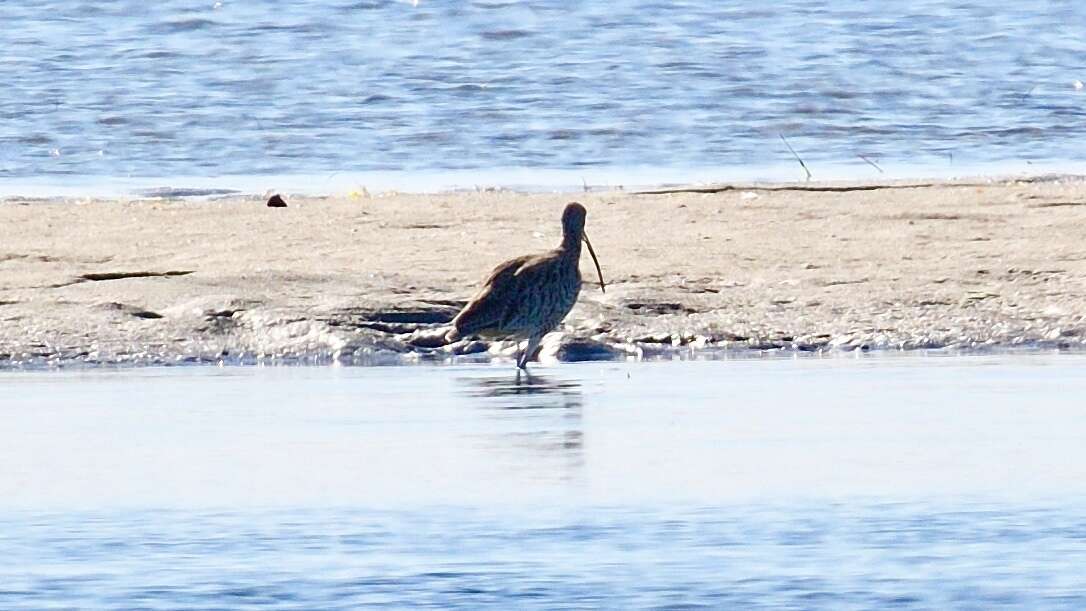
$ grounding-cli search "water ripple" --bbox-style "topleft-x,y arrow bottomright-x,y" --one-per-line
1,1 -> 1085,184
3,505 -> 1086,608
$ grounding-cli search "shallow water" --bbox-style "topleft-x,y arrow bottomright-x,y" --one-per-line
3,355 -> 1086,607
2,1 -> 1086,193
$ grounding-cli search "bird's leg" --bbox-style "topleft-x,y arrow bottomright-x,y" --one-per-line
516,334 -> 544,369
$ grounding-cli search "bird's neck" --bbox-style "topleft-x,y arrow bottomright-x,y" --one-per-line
561,232 -> 582,256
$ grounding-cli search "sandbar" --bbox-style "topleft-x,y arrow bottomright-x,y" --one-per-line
2,176 -> 1085,367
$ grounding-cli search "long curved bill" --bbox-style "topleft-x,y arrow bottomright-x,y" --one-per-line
583,233 -> 606,292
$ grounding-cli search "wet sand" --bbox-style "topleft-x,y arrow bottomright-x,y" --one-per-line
2,176 -> 1086,366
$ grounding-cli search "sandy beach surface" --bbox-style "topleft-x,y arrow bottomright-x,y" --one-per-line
2,176 -> 1085,367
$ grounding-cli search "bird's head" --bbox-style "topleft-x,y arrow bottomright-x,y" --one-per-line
561,202 -> 587,238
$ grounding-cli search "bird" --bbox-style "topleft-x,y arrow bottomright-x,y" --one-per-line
445,202 -> 606,369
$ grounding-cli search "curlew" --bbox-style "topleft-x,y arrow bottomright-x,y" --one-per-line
445,202 -> 606,369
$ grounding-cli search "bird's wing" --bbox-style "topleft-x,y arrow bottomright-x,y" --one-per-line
451,254 -> 535,336
496,254 -> 564,328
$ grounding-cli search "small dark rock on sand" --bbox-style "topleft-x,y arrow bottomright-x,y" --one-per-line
267,194 -> 288,208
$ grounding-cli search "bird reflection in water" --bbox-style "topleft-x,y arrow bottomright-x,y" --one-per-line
462,371 -> 582,406
456,371 -> 585,484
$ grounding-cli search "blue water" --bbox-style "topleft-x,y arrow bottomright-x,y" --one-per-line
2,1 -> 1086,193
3,356 -> 1086,607
4,504 -> 1085,609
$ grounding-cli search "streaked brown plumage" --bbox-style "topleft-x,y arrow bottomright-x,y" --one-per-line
446,202 -> 605,369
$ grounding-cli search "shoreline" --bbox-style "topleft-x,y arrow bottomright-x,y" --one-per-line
2,346 -> 1082,371
2,175 -> 1086,369
2,163 -> 1085,199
